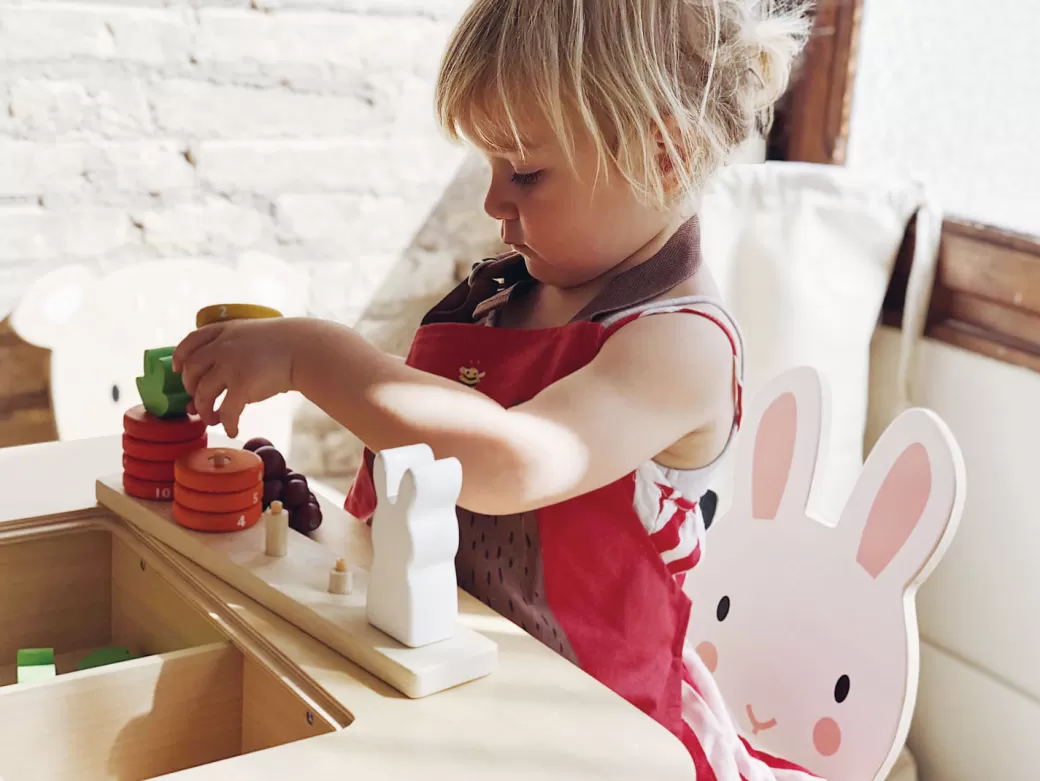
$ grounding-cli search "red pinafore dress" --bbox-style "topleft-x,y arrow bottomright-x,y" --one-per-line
345,217 -> 818,781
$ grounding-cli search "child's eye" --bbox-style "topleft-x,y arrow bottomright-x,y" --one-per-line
511,170 -> 542,187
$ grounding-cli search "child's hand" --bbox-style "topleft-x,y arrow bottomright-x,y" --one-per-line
172,317 -> 302,438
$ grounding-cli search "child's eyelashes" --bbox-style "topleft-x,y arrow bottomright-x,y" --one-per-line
511,170 -> 543,187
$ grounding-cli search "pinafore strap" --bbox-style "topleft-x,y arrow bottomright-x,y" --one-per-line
420,216 -> 704,327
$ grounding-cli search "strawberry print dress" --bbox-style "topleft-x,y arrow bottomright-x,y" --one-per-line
345,217 -> 821,780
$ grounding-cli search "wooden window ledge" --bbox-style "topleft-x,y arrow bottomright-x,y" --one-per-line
883,218 -> 1040,373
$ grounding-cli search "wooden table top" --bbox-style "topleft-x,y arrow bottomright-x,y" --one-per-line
0,435 -> 695,780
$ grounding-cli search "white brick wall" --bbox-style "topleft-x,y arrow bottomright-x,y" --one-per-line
0,0 -> 474,322
0,0 -> 510,481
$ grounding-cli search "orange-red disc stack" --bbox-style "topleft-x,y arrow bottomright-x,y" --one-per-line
172,447 -> 264,533
122,405 -> 207,501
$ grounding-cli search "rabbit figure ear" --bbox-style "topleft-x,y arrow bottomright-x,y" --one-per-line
730,366 -> 828,523
373,444 -> 436,508
397,457 -> 463,517
839,407 -> 965,592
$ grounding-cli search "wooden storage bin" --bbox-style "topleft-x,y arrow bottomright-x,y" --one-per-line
0,527 -> 338,780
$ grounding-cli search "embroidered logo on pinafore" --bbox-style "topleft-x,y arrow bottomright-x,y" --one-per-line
458,366 -> 486,387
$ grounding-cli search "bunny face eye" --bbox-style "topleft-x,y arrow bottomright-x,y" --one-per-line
716,596 -> 730,622
834,674 -> 850,703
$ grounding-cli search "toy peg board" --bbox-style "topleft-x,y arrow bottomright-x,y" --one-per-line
95,474 -> 498,699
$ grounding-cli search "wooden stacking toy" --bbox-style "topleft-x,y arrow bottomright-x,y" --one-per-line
196,302 -> 282,327
172,447 -> 264,532
121,405 -> 208,501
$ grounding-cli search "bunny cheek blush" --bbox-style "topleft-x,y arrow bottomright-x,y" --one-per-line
695,641 -> 718,673
681,367 -> 964,780
813,718 -> 842,756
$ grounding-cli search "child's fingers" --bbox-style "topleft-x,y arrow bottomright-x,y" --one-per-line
218,392 -> 247,440
191,371 -> 228,426
172,325 -> 223,372
178,345 -> 217,395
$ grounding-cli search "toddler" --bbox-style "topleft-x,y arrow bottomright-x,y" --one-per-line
173,1 -> 815,777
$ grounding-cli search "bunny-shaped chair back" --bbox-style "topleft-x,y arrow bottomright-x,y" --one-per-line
683,366 -> 965,781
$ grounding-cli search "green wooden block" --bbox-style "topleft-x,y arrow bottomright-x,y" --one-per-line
136,346 -> 191,418
16,648 -> 53,666
16,648 -> 56,684
76,646 -> 137,670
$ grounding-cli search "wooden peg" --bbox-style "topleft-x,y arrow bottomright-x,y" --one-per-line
328,558 -> 353,595
265,500 -> 288,557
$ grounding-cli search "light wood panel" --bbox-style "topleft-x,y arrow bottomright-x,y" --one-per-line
0,643 -> 244,781
96,474 -> 498,700
111,533 -> 225,654
241,655 -> 336,754
0,531 -> 111,666
1,437 -> 701,780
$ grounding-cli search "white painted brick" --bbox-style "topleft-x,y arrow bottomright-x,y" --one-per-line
0,260 -> 48,321
134,198 -> 267,255
275,194 -> 413,254
0,4 -> 193,65
0,141 -> 87,197
9,79 -> 152,138
151,80 -> 379,138
253,0 -> 470,19
88,140 -> 196,193
195,138 -> 463,196
301,255 -> 403,322
0,141 -> 194,196
0,206 -> 130,261
195,9 -> 448,74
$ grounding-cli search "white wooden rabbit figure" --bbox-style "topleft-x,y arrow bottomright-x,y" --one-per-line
366,444 -> 463,648
684,366 -> 965,781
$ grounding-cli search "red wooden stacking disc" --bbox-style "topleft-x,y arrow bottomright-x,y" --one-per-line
123,404 -> 207,443
175,448 -> 264,493
171,501 -> 262,533
123,472 -> 174,502
174,481 -> 263,513
123,454 -> 176,482
123,432 -> 207,463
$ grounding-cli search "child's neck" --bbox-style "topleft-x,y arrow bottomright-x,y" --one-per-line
508,210 -> 690,330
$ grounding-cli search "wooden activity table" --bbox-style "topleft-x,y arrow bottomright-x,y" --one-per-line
0,434 -> 694,780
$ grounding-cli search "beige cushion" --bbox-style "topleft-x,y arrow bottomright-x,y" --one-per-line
698,161 -> 943,519
887,746 -> 919,781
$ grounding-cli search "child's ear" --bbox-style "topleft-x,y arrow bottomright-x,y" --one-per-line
653,115 -> 689,192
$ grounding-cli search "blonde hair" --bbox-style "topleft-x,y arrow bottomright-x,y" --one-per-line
435,0 -> 812,208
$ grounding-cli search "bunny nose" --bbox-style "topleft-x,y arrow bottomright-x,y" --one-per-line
746,704 -> 777,735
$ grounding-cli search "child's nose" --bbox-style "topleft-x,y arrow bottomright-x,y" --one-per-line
483,181 -> 519,222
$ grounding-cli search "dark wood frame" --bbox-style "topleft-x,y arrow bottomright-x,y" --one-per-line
771,0 -> 1040,373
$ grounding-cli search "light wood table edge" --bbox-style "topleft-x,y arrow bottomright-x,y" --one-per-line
0,437 -> 696,780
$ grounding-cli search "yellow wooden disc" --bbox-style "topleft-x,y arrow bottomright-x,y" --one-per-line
196,303 -> 283,328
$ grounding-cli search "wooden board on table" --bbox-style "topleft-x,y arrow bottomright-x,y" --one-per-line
95,474 -> 498,699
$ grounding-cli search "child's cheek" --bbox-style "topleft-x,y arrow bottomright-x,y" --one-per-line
813,718 -> 842,756
695,641 -> 718,673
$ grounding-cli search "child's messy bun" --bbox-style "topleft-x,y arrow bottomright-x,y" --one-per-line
435,0 -> 812,208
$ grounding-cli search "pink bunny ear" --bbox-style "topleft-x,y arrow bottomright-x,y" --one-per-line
840,408 -> 964,590
729,366 -> 826,523
752,392 -> 797,519
856,443 -> 931,578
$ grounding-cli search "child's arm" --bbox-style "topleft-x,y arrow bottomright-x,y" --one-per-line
290,315 -> 734,516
